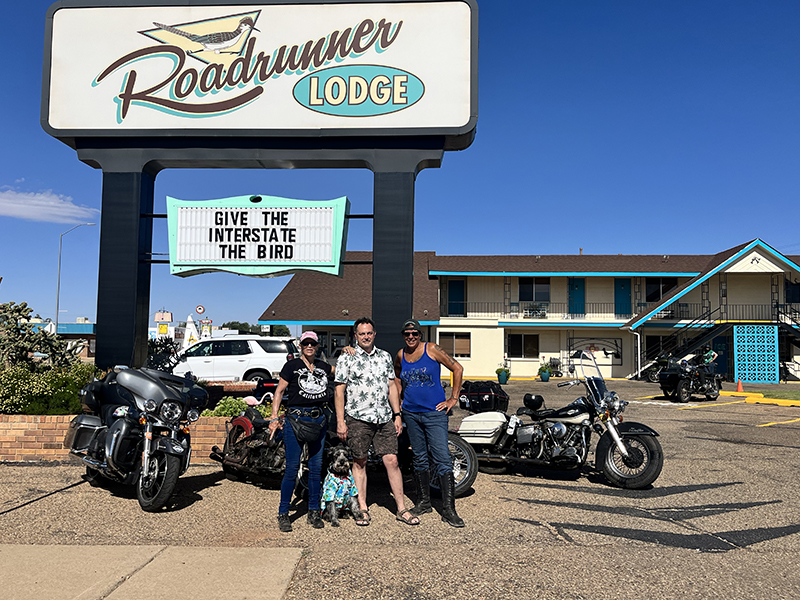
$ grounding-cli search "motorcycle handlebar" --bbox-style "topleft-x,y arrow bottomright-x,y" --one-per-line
557,380 -> 577,388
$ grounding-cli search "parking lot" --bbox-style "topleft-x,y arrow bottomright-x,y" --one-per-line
1,379 -> 799,599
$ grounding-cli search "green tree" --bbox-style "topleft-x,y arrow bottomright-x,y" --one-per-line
0,301 -> 81,370
220,321 -> 290,336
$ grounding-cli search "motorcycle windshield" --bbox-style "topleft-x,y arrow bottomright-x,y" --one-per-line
577,351 -> 608,403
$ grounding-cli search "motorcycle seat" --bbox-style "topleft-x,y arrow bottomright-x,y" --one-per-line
516,406 -> 556,419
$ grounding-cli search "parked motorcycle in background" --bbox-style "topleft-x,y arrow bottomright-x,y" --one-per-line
63,367 -> 208,511
457,351 -> 664,489
658,356 -> 722,402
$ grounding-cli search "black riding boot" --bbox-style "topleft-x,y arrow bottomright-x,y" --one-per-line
439,472 -> 465,528
411,470 -> 433,516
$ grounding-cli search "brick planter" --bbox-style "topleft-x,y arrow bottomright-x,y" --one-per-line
0,415 -> 229,465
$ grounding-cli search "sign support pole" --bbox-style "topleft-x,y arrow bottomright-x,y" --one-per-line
95,167 -> 157,369
373,170 -> 415,358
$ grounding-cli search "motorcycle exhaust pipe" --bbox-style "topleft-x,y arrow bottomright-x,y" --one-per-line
479,454 -> 551,467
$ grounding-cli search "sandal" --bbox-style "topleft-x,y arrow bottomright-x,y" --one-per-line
396,509 -> 420,526
355,510 -> 371,527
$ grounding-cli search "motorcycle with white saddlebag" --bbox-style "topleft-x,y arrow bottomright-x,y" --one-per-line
456,351 -> 663,489
63,367 -> 208,511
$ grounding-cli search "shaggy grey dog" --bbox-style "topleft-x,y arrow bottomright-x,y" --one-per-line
320,446 -> 361,527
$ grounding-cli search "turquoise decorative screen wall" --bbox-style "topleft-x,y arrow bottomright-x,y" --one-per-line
733,325 -> 779,383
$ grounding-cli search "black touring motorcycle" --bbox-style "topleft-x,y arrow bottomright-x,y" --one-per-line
210,382 -> 478,498
63,367 -> 208,511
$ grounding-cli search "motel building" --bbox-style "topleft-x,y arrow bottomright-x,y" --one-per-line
258,239 -> 800,384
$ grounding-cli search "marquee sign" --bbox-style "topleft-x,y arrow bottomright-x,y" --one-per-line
42,0 -> 477,144
167,195 -> 350,277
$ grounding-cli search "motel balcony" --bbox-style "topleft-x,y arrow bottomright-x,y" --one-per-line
440,302 -> 796,323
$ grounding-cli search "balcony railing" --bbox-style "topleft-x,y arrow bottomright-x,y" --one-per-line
440,301 -> 790,323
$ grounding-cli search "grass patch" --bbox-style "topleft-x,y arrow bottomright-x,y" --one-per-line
762,390 -> 800,401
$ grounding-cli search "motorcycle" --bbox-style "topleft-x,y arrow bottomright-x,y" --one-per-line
642,352 -> 672,383
658,357 -> 722,402
63,367 -> 208,511
210,399 -> 478,498
456,350 -> 664,489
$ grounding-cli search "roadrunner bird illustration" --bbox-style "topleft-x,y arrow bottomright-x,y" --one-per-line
153,17 -> 259,54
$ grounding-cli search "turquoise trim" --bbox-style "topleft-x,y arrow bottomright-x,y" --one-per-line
629,239 -> 795,330
258,320 -> 441,326
498,322 -> 623,328
430,271 -> 700,277
167,195 -> 350,278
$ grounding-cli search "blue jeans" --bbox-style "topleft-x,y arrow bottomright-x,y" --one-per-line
279,413 -> 327,514
402,409 -> 452,477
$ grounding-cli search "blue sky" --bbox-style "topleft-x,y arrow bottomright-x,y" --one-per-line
1,1 -> 799,329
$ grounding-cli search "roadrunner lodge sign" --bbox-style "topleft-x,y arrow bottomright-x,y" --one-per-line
41,0 -> 477,143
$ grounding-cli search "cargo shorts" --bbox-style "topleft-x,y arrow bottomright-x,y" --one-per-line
345,415 -> 398,459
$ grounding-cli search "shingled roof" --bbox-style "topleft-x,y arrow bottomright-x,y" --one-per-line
428,254 -> 711,274
258,251 -> 440,323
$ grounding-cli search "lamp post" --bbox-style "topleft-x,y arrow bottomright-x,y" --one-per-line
55,222 -> 95,334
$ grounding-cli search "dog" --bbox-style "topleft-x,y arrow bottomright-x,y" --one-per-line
321,445 -> 361,527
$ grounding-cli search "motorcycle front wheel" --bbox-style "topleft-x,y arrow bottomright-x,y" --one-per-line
676,380 -> 692,403
222,422 -> 249,480
647,369 -> 660,383
596,433 -> 663,489
137,452 -> 181,511
430,433 -> 478,498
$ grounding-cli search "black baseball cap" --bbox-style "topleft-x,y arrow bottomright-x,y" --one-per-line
401,319 -> 422,333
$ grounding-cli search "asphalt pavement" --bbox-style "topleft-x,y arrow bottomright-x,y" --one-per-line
1,379 -> 799,600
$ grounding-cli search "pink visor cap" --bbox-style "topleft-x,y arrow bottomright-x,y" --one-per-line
299,331 -> 319,344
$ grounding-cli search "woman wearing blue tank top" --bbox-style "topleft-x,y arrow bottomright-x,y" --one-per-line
394,318 -> 465,527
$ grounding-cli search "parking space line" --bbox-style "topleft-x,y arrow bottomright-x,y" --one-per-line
678,400 -> 746,410
757,417 -> 800,428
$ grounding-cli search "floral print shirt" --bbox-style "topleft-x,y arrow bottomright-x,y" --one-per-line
321,472 -> 358,510
334,345 -> 395,424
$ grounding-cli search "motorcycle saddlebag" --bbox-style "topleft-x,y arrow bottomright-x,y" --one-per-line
458,381 -> 510,414
63,415 -> 104,452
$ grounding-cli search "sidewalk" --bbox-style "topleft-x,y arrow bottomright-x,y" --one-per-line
0,545 -> 302,600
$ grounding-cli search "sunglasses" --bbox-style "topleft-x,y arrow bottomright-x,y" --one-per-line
300,340 -> 319,347
403,331 -> 421,338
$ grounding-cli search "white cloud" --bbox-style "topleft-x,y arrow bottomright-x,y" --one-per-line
0,189 -> 100,224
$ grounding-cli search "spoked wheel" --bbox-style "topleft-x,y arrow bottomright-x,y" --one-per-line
676,380 -> 692,403
647,369 -> 660,383
222,423 -> 250,480
137,452 -> 181,511
430,433 -> 479,497
596,434 -> 663,489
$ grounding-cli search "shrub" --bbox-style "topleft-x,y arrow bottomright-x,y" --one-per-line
201,396 -> 273,418
0,362 -> 100,414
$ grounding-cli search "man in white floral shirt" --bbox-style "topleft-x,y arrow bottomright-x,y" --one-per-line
334,317 -> 418,526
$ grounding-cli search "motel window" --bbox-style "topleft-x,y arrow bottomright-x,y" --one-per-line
645,277 -> 678,303
439,333 -> 471,358
519,277 -> 550,302
507,333 -> 539,359
786,280 -> 800,304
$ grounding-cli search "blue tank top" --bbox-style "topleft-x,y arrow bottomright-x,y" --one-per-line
400,343 -> 446,413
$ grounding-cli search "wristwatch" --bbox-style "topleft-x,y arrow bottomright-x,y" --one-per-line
392,412 -> 402,419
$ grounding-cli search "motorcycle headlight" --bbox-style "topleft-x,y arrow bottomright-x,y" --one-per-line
187,409 -> 200,423
144,399 -> 157,413
160,401 -> 182,423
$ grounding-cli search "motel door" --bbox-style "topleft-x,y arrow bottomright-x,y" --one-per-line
615,278 -> 632,318
569,278 -> 585,317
